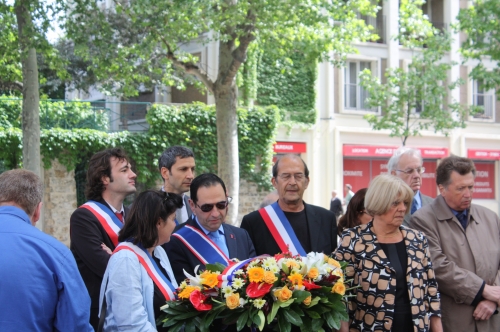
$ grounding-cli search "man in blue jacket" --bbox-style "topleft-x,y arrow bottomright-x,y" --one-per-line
0,169 -> 93,331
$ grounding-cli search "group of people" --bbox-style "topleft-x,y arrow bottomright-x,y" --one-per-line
0,145 -> 499,332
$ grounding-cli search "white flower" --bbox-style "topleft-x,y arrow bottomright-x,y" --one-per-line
232,278 -> 244,289
262,257 -> 278,270
234,269 -> 244,275
253,299 -> 266,309
239,297 -> 247,307
183,266 -> 202,286
222,286 -> 233,298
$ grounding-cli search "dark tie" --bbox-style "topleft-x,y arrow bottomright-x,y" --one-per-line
115,212 -> 124,223
411,199 -> 418,215
209,231 -> 229,257
456,213 -> 468,230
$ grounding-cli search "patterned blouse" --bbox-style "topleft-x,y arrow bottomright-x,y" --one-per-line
335,222 -> 441,332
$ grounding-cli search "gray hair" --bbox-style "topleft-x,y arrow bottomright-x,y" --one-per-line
387,147 -> 422,172
365,174 -> 414,216
0,169 -> 43,216
158,146 -> 194,176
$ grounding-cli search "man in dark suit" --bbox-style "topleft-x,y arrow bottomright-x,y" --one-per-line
158,146 -> 196,224
329,190 -> 343,219
387,147 -> 433,226
70,148 -> 136,330
241,154 -> 337,256
164,173 -> 256,283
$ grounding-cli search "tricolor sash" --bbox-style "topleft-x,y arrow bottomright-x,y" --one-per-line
81,201 -> 122,246
172,225 -> 230,266
217,255 -> 270,288
258,202 -> 307,256
114,242 -> 176,300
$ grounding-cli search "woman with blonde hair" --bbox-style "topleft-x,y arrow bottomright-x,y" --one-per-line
336,174 -> 442,332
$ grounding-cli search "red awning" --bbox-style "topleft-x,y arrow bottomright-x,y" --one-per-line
273,142 -> 307,154
343,145 -> 448,158
468,149 -> 500,160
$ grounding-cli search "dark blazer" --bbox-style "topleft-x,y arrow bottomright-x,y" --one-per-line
163,216 -> 256,283
335,223 -> 441,332
240,202 -> 338,256
403,191 -> 433,226
329,197 -> 343,218
69,199 -> 128,330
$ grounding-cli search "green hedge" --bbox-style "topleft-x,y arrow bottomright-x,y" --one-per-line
0,102 -> 280,190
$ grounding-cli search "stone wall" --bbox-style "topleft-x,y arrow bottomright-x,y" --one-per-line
43,159 -> 77,246
40,161 -> 271,244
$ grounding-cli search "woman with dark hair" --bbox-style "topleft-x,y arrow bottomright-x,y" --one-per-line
337,188 -> 371,235
99,190 -> 183,331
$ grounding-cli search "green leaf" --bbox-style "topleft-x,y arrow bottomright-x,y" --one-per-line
205,263 -> 226,273
277,313 -> 292,332
292,290 -> 311,304
236,310 -> 249,331
257,310 -> 265,331
267,301 -> 280,324
282,308 -> 303,326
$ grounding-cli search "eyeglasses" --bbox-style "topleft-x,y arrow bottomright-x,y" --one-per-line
396,167 -> 425,175
278,173 -> 305,181
195,197 -> 232,212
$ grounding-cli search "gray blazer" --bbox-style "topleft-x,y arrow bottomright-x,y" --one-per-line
175,194 -> 192,224
403,192 -> 433,226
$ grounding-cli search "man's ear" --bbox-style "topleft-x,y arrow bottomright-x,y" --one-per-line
188,199 -> 196,214
31,202 -> 43,226
271,177 -> 277,189
161,167 -> 170,181
438,184 -> 445,195
390,170 -> 397,175
101,175 -> 110,186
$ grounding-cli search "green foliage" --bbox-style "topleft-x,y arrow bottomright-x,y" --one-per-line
0,102 -> 279,191
458,0 -> 500,94
256,52 -> 317,124
360,30 -> 467,145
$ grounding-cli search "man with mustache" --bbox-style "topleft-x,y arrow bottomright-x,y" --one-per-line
241,154 -> 338,256
158,146 -> 196,224
388,147 -> 433,226
408,155 -> 500,332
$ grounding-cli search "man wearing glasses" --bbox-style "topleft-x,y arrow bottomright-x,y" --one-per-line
388,147 -> 433,226
164,173 -> 256,283
241,154 -> 338,256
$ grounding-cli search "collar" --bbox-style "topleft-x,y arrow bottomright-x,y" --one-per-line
104,200 -> 124,214
193,215 -> 224,235
0,206 -> 32,225
413,190 -> 422,206
450,208 -> 468,219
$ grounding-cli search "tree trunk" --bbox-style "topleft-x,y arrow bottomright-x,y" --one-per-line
15,0 -> 41,176
215,41 -> 240,226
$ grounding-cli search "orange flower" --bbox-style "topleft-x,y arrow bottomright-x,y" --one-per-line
328,258 -> 341,268
274,286 -> 293,302
307,267 -> 319,280
263,271 -> 277,284
288,273 -> 303,288
247,267 -> 265,283
332,281 -> 346,296
178,285 -> 200,299
302,296 -> 312,306
285,259 -> 300,269
201,272 -> 219,289
226,293 -> 240,309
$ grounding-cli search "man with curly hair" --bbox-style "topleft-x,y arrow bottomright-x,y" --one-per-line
70,148 -> 136,330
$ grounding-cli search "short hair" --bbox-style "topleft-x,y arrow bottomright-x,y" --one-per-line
337,188 -> 368,235
158,146 -> 194,177
387,147 -> 422,172
272,154 -> 309,178
118,190 -> 183,248
190,173 -> 227,203
85,148 -> 130,201
0,169 -> 43,216
365,174 -> 414,216
436,155 -> 476,187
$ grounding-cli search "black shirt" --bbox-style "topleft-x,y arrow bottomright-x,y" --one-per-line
284,209 -> 311,253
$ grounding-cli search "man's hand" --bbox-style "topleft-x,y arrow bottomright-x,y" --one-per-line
473,300 -> 497,321
101,243 -> 112,255
483,284 -> 500,305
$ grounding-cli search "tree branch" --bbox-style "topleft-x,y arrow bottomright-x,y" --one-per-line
0,81 -> 23,93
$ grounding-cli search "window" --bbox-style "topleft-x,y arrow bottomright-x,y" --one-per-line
473,80 -> 494,119
344,61 -> 373,111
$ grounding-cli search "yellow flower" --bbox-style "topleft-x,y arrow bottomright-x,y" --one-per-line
201,272 -> 219,289
274,286 -> 293,302
332,282 -> 346,296
333,269 -> 343,278
248,266 -> 265,283
226,293 -> 240,309
307,267 -> 319,280
328,258 -> 341,268
285,259 -> 300,269
178,285 -> 200,299
288,273 -> 303,288
263,271 -> 277,284
302,296 -> 312,306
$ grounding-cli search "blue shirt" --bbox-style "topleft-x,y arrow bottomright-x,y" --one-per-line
413,190 -> 422,210
194,215 -> 229,253
0,206 -> 93,332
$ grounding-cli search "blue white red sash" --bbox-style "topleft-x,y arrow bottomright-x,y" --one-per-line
218,255 -> 269,288
81,201 -> 122,246
114,242 -> 176,300
172,225 -> 230,266
258,202 -> 307,256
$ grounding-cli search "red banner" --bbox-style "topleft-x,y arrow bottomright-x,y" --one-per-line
474,162 -> 495,199
343,145 -> 448,159
468,149 -> 500,160
273,142 -> 307,154
343,159 -> 371,193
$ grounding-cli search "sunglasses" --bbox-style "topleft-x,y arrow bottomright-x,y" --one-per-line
196,197 -> 232,212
